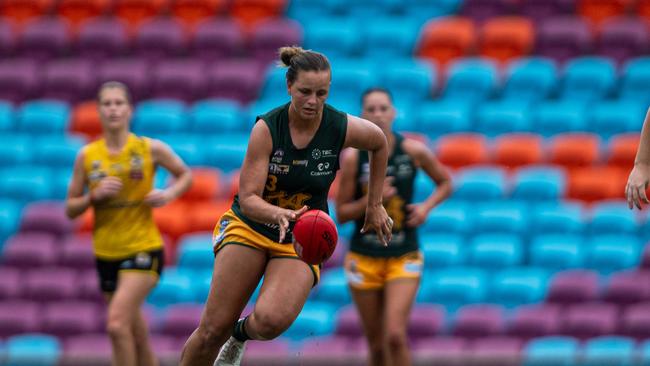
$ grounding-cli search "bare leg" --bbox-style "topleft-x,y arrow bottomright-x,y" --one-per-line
350,287 -> 386,366
383,279 -> 419,366
133,309 -> 158,366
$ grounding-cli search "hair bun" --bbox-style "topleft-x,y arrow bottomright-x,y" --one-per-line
279,46 -> 304,67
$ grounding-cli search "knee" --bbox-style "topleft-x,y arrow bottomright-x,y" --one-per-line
252,311 -> 291,340
106,316 -> 132,340
385,328 -> 408,350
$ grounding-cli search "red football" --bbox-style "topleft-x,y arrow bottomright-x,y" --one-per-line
292,210 -> 338,265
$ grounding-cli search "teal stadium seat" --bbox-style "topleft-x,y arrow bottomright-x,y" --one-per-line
473,201 -> 529,236
6,334 -> 61,366
530,234 -> 585,270
503,57 -> 558,102
468,233 -> 523,269
490,267 -> 549,308
156,134 -> 205,167
561,57 -> 616,102
620,57 -> 650,105
413,169 -> 436,202
0,166 -> 52,203
147,267 -> 195,308
190,99 -> 245,134
133,99 -> 188,136
443,58 -> 498,102
315,268 -> 351,306
533,101 -> 587,137
328,59 -> 377,110
0,101 -> 14,130
304,19 -> 362,59
586,235 -> 641,274
0,199 -> 21,246
452,166 -> 507,201
511,166 -> 566,202
379,59 -> 436,105
418,267 -> 488,310
531,202 -> 585,235
205,133 -> 249,173
414,100 -> 472,140
364,17 -> 421,59
423,201 -> 473,236
404,0 -> 463,23
176,232 -> 214,272
34,135 -> 85,168
0,134 -> 32,166
588,99 -> 645,139
589,200 -> 639,237
581,336 -> 635,366
17,99 -> 70,134
523,336 -> 579,366
475,100 -> 531,137
640,339 -> 650,366
283,301 -> 337,340
51,168 -> 72,200
421,233 -> 466,268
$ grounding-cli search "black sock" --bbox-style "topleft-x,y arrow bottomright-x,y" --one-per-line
232,316 -> 251,342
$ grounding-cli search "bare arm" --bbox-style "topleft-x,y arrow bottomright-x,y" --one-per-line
65,149 -> 91,219
238,120 -> 307,242
402,138 -> 452,226
146,139 -> 192,206
343,115 -> 392,245
626,107 -> 650,209
334,149 -> 367,224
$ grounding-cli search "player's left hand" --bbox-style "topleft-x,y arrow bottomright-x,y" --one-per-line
144,189 -> 171,207
626,163 -> 650,210
405,204 -> 428,227
361,203 -> 393,247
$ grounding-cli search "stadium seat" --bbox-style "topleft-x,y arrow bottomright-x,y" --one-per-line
417,16 -> 477,67
577,0 -> 630,24
536,16 -> 592,63
189,99 -> 248,135
502,57 -> 558,102
587,100 -> 645,139
1,1 -> 53,24
283,301 -> 337,340
452,304 -> 505,339
602,270 -> 650,306
24,267 -> 79,303
404,0 -> 462,22
530,234 -> 584,270
413,337 -> 468,364
418,267 -> 488,310
562,302 -> 619,339
170,0 -> 225,27
304,19 -> 361,59
114,0 -> 169,29
508,304 -> 561,340
51,168 -> 72,201
0,301 -> 40,338
229,0 -> 288,28
34,136 -> 84,169
468,233 -> 523,269
42,301 -> 101,338
204,133 -> 249,173
461,0 -> 513,22
0,134 -> 32,166
159,303 -> 203,339
315,268 -> 350,306
63,334 -> 112,364
561,56 -> 616,102
5,334 -> 61,366
620,57 -> 650,104
469,337 -> 522,366
0,102 -> 14,132
2,232 -> 58,269
176,232 -> 214,271
598,17 -> 649,63
519,0 -> 574,22
586,234 -> 641,274
522,336 -> 579,366
70,101 -> 102,140
621,302 -> 650,339
363,17 -> 420,60
414,100 -> 472,140
180,168 -> 221,202
533,102 -> 588,137
205,59 -> 263,104
479,16 -> 535,64
147,268 -> 194,307
18,17 -> 71,62
0,166 -> 52,203
511,166 -> 566,201
378,59 -> 436,106
59,235 -> 95,270
452,166 -> 507,201
443,58 -> 498,102
20,200 -> 74,236
153,201 -> 190,240
98,58 -> 152,102
328,60 -> 377,106
0,58 -> 41,104
581,336 -> 635,366
606,133 -> 640,170
132,99 -> 187,136
546,270 -> 600,304
56,0 -> 112,28
76,17 -> 130,61
0,200 -> 21,245
249,18 -> 303,63
17,99 -> 70,134
183,199 -> 229,244
151,59 -> 208,103
0,21 -> 15,60
589,200 -> 639,236
133,17 -> 187,61
190,19 -> 244,63
548,133 -> 601,170
421,234 -> 466,268
490,267 -> 549,308
567,166 -> 627,202
475,100 -> 531,137
435,133 -> 489,168
638,0 -> 650,23
422,201 -> 473,236
473,201 -> 529,235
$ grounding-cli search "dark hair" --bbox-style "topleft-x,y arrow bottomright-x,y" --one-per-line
278,46 -> 330,84
361,87 -> 393,105
97,81 -> 132,104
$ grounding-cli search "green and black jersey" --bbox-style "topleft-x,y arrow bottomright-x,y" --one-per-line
350,133 -> 418,257
231,102 -> 348,243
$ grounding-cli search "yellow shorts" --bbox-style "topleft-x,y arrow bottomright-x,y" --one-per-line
344,251 -> 423,290
212,209 -> 320,285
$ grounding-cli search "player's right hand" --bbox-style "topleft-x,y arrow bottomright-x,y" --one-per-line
275,205 -> 308,243
91,176 -> 123,202
626,163 -> 650,210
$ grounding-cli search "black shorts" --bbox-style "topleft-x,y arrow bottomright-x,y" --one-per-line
95,249 -> 164,293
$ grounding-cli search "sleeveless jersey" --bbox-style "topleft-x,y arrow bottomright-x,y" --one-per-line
350,133 -> 418,257
83,133 -> 163,259
231,103 -> 348,243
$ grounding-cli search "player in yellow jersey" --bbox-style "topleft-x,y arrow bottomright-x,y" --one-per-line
65,81 -> 192,366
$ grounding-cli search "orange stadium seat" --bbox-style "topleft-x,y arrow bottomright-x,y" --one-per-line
56,0 -> 112,28
417,16 -> 477,67
170,0 -> 225,27
229,0 -> 288,29
114,0 -> 170,30
70,101 -> 102,141
607,133 -> 640,170
180,168 -> 221,203
0,0 -> 54,25
479,16 -> 535,64
493,133 -> 543,169
186,200 -> 231,232
567,166 -> 626,202
638,0 -> 650,23
153,201 -> 190,240
436,133 -> 489,169
548,133 -> 601,170
577,0 -> 631,24
76,210 -> 94,233
228,170 -> 240,199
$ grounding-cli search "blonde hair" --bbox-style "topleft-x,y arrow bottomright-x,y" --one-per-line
97,81 -> 132,104
278,46 -> 330,84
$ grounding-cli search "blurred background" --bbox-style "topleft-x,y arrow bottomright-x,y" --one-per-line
0,0 -> 650,365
